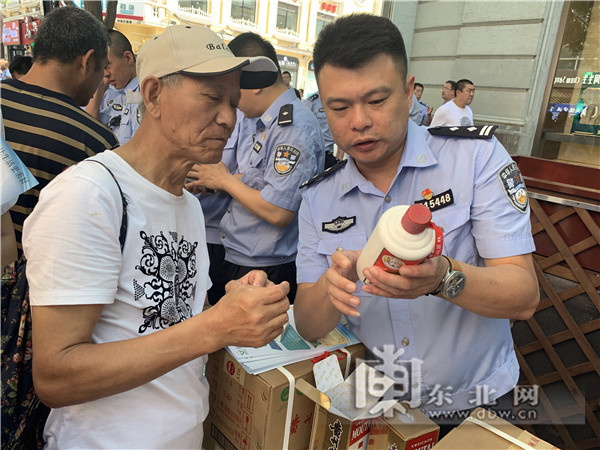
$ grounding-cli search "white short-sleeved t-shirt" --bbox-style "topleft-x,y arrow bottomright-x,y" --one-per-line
430,100 -> 474,127
23,150 -> 211,449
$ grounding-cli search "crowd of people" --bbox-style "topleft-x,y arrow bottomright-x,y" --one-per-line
409,78 -> 477,127
1,6 -> 538,449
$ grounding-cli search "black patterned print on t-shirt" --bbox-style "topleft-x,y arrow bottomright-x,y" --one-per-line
133,230 -> 197,333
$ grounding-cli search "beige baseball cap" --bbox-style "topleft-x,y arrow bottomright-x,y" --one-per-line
137,25 -> 278,89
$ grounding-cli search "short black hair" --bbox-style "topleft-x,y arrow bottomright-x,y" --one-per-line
108,29 -> 133,59
282,71 -> 291,76
414,82 -> 424,90
228,32 -> 281,74
445,80 -> 457,91
313,14 -> 407,80
456,79 -> 474,93
9,55 -> 33,76
33,6 -> 109,70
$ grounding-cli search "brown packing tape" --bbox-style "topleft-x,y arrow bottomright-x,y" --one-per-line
433,408 -> 560,450
272,347 -> 362,450
465,417 -> 536,450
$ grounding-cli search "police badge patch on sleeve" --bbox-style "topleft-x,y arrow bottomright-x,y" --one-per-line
498,162 -> 528,213
274,144 -> 301,175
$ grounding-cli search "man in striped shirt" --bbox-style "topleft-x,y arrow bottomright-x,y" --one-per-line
1,6 -> 118,255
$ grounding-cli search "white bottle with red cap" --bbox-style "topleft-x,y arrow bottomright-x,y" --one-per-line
356,203 -> 443,284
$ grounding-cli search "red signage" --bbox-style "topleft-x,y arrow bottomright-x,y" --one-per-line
2,20 -> 20,45
321,2 -> 338,13
21,17 -> 41,45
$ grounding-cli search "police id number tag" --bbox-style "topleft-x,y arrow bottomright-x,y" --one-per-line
414,189 -> 454,212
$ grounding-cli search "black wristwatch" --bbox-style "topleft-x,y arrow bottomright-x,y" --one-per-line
432,255 -> 466,299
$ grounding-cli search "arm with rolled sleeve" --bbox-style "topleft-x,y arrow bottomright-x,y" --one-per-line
191,125 -> 320,228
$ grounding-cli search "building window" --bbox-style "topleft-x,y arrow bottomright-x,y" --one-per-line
231,0 -> 257,25
536,1 -> 599,167
277,2 -> 298,33
315,12 -> 335,39
178,0 -> 207,12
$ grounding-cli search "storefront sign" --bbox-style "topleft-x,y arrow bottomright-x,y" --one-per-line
21,17 -> 41,45
320,2 -> 338,13
116,1 -> 144,24
278,54 -> 299,70
2,21 -> 20,45
64,0 -> 144,24
571,72 -> 600,135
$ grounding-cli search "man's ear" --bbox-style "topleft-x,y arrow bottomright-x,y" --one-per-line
141,76 -> 162,118
405,74 -> 415,101
80,49 -> 96,73
124,51 -> 135,66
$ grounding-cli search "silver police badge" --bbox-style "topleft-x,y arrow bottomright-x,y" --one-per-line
274,144 -> 301,175
498,162 -> 528,213
322,216 -> 356,233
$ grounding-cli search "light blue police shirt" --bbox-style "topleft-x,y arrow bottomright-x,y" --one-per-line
303,92 -> 335,153
220,88 -> 325,266
297,120 -> 535,413
198,109 -> 255,245
417,101 -> 429,126
100,77 -> 140,145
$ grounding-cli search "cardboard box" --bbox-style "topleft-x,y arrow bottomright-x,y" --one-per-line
203,344 -> 365,450
433,407 -> 560,449
296,354 -> 399,449
368,408 -> 439,450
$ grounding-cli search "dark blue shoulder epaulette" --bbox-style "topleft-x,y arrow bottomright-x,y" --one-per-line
307,93 -> 319,102
299,159 -> 347,189
428,125 -> 498,139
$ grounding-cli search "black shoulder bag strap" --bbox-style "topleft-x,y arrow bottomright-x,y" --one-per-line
86,159 -> 128,251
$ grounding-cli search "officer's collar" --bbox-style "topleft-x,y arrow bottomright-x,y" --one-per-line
257,88 -> 297,129
336,120 -> 438,199
401,120 -> 438,169
119,76 -> 139,93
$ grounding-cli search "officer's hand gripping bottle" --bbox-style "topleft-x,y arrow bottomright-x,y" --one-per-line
356,203 -> 443,284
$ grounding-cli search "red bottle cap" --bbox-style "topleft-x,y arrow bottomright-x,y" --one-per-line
401,204 -> 432,234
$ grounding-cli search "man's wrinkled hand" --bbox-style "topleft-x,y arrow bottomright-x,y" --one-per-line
212,281 -> 290,348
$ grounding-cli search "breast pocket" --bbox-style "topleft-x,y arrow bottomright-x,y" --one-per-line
317,230 -> 368,267
244,150 -> 266,190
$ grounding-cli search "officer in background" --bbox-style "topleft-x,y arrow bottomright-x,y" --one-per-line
197,109 -> 256,305
414,82 -> 433,126
86,29 -> 140,144
303,92 -> 337,168
187,32 -> 324,303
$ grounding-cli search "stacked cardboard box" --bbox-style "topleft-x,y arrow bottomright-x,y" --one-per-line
296,355 -> 438,450
369,410 -> 439,450
203,344 -> 365,450
433,407 -> 559,449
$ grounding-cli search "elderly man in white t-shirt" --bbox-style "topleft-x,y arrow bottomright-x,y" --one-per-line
430,79 -> 475,127
23,25 -> 289,449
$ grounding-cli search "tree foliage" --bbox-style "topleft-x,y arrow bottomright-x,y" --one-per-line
59,0 -> 118,30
